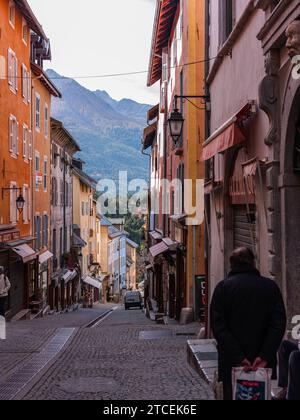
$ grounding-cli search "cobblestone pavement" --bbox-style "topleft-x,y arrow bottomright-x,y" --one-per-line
17,307 -> 214,401
0,304 -> 115,381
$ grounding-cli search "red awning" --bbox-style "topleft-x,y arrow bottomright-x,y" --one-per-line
202,102 -> 255,161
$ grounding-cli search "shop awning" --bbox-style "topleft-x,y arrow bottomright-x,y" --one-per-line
242,158 -> 259,177
149,242 -> 169,259
202,102 -> 255,161
12,244 -> 37,263
83,276 -> 102,290
162,237 -> 177,249
73,232 -> 87,248
62,270 -> 77,284
39,250 -> 53,264
170,213 -> 187,224
149,231 -> 162,241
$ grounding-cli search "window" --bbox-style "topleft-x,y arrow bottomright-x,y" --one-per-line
21,64 -> 30,103
173,36 -> 178,66
43,157 -> 47,191
35,93 -> 41,130
9,181 -> 18,223
23,124 -> 29,160
53,229 -> 57,262
8,48 -> 18,93
35,152 -> 40,189
23,185 -> 30,223
9,1 -> 15,28
52,177 -> 58,206
82,202 -> 85,216
59,228 -> 63,266
65,182 -> 69,207
162,49 -> 169,82
179,0 -> 184,39
9,115 -> 19,156
219,0 -> 233,46
22,18 -> 29,44
44,104 -> 49,138
60,180 -> 64,206
43,214 -> 49,247
35,215 -> 42,251
64,227 -> 67,253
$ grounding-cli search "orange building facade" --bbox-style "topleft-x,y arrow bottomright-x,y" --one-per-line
0,0 -> 59,318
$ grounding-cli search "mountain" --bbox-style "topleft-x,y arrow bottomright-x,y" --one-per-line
95,90 -> 151,123
46,69 -> 152,182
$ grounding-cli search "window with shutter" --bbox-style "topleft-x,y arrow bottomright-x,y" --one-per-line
7,48 -> 18,92
35,94 -> 41,130
22,65 -> 26,99
219,0 -> 233,46
9,1 -> 15,27
45,104 -> 49,138
9,182 -> 17,223
23,124 -> 29,160
42,214 -> 48,247
44,158 -> 47,191
21,65 -> 30,103
27,131 -> 32,160
9,115 -> 18,156
15,121 -> 19,155
23,185 -> 29,223
60,180 -> 64,206
8,49 -> 13,87
35,215 -> 42,251
162,49 -> 169,82
22,18 -> 29,44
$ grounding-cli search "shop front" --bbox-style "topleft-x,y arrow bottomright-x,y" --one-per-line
0,226 -> 38,319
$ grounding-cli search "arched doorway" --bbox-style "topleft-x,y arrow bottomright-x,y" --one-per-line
280,81 -> 300,325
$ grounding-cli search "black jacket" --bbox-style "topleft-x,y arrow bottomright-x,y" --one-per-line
210,266 -> 287,382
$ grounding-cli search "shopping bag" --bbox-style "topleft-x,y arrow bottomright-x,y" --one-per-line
232,367 -> 272,401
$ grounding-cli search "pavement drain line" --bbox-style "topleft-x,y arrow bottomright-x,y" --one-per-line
85,306 -> 119,329
0,328 -> 75,401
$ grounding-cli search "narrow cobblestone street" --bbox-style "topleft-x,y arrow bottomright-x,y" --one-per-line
0,306 -> 214,400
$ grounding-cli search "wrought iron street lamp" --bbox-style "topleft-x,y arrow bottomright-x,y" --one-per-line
168,107 -> 184,144
2,187 -> 26,213
168,94 -> 210,144
16,194 -> 25,213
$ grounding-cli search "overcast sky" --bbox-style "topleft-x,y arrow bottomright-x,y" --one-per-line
28,0 -> 159,104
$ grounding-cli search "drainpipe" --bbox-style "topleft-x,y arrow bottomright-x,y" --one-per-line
204,0 -> 211,338
192,224 -> 196,319
63,149 -> 66,260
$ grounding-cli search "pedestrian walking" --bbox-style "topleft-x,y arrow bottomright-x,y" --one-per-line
274,340 -> 300,400
0,266 -> 11,318
210,247 -> 287,400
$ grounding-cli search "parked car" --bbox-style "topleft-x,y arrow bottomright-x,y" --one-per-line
124,291 -> 142,310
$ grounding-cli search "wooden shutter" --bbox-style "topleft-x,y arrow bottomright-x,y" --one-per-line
16,120 -> 19,155
21,65 -> 26,98
7,49 -> 13,86
14,56 -> 18,92
9,116 -> 13,152
162,50 -> 168,82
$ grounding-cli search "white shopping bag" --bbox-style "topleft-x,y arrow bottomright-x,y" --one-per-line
232,367 -> 272,401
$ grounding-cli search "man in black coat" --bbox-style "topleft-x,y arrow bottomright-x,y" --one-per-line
210,247 -> 287,400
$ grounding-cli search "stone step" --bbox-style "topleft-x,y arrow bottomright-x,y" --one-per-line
187,339 -> 218,385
